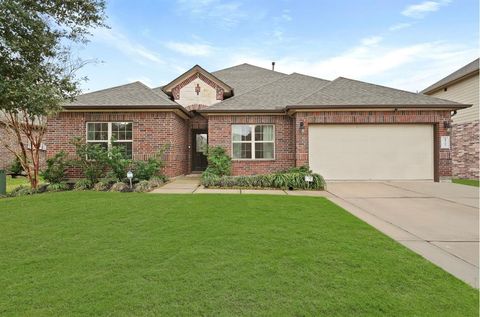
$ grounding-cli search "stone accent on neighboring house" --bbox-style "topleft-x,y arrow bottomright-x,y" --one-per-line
45,111 -> 189,178
451,120 -> 479,179
207,114 -> 296,175
293,110 -> 452,180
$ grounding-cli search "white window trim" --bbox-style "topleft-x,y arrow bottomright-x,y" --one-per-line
85,122 -> 133,154
231,124 -> 275,160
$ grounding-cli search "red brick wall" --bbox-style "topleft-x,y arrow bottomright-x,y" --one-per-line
207,115 -> 295,175
294,110 -> 453,179
451,120 -> 479,179
45,111 -> 189,178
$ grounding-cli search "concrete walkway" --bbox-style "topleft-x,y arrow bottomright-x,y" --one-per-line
327,181 -> 479,288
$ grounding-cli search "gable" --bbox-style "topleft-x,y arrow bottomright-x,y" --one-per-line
162,65 -> 233,108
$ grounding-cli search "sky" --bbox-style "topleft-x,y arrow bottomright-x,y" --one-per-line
74,0 -> 479,93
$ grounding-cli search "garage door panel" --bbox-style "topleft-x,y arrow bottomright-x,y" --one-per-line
308,124 -> 434,180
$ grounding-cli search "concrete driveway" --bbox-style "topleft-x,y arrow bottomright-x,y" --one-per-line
327,181 -> 479,288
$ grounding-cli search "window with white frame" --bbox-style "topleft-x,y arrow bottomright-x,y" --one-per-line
86,122 -> 133,158
232,124 -> 274,159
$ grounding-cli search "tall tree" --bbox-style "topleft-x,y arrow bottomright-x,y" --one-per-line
0,0 -> 106,188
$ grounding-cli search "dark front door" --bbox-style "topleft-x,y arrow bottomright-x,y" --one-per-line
192,130 -> 208,171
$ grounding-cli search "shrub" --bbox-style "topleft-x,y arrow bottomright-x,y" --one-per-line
73,179 -> 92,191
110,182 -> 131,192
8,185 -> 37,197
201,168 -> 326,190
203,146 -> 231,177
93,180 -> 112,191
131,145 -> 169,181
9,157 -> 24,176
47,182 -> 70,192
107,145 -> 131,182
41,151 -> 68,184
134,180 -> 153,193
71,138 -> 109,185
148,176 -> 166,188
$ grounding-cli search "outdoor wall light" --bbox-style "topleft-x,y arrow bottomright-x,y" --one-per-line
127,170 -> 133,189
443,120 -> 452,134
299,121 -> 305,134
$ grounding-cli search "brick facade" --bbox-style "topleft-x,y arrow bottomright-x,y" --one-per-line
46,109 -> 454,181
45,111 -> 189,178
207,115 -> 296,175
294,110 -> 452,180
451,120 -> 479,179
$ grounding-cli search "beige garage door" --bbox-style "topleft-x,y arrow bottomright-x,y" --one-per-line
308,124 -> 434,180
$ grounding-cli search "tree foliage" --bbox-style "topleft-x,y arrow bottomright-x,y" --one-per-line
0,0 -> 106,188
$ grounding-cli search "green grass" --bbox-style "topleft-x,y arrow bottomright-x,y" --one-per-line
6,175 -> 30,193
452,178 -> 480,187
0,193 -> 477,316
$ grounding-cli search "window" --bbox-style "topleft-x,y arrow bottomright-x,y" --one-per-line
232,125 -> 274,159
86,122 -> 133,158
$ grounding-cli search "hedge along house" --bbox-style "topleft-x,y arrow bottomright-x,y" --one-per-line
46,63 -> 470,181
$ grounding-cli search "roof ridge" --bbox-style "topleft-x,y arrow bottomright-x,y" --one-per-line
290,72 -> 330,82
293,77 -> 344,105
422,58 -> 479,93
79,81 -> 145,97
336,77 -> 463,104
212,62 -> 287,75
208,73 -> 290,107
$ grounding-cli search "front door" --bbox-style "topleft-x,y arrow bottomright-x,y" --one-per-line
192,130 -> 208,171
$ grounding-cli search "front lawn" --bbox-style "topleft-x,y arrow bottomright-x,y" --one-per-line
0,193 -> 477,316
453,178 -> 480,187
6,175 -> 30,193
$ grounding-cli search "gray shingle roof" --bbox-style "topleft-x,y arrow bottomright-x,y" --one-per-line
66,82 -> 178,108
293,77 -> 466,108
422,58 -> 479,94
212,63 -> 287,96
205,73 -> 330,112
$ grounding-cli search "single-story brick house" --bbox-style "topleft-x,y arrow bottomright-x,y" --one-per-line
46,63 -> 470,181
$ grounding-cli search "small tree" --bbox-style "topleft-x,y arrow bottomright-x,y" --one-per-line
0,0 -> 106,188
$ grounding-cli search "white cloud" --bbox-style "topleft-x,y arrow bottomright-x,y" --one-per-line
361,36 -> 383,46
176,0 -> 246,27
402,0 -> 451,18
389,22 -> 413,31
165,42 -> 214,57
93,28 -> 163,65
227,38 -> 476,91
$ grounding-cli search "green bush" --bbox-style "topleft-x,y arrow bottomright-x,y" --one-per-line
134,180 -> 153,193
107,145 -> 131,182
203,146 -> 231,177
110,182 -> 131,192
202,166 -> 325,190
93,180 -> 112,191
47,182 -> 70,192
8,185 -> 37,197
131,145 -> 169,181
73,179 -> 92,191
41,151 -> 68,184
9,157 -> 24,175
71,138 -> 109,185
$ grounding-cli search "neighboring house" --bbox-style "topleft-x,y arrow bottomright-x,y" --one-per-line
422,58 -> 479,179
46,63 -> 469,181
0,122 -> 47,171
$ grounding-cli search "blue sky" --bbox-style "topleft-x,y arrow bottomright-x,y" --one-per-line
75,0 -> 479,93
